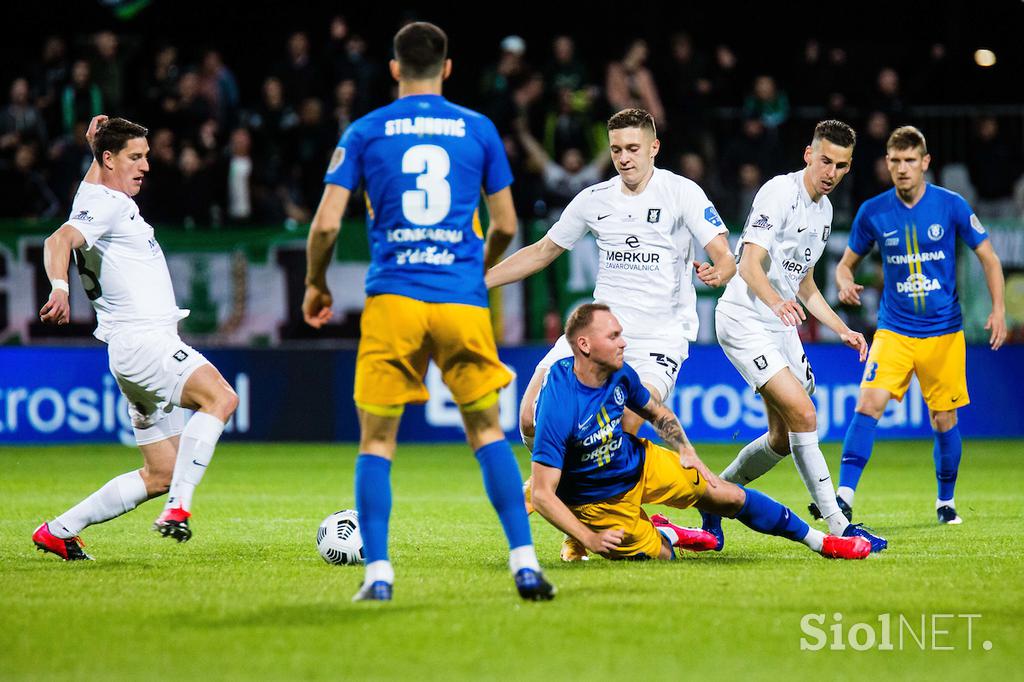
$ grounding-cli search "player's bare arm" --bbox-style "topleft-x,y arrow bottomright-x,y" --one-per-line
738,242 -> 805,326
529,462 -> 624,554
482,186 -> 517,269
696,233 -> 737,288
485,235 -> 566,289
303,184 -> 351,328
797,267 -> 867,361
39,224 -> 87,325
835,247 -> 865,306
634,393 -> 720,487
974,239 -> 1007,350
80,114 -> 108,184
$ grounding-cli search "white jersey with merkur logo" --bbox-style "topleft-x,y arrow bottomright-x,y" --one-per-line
546,168 -> 727,341
66,181 -> 188,342
717,169 -> 832,331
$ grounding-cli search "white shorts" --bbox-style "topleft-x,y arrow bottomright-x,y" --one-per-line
106,327 -> 209,444
536,333 -> 689,401
715,308 -> 815,395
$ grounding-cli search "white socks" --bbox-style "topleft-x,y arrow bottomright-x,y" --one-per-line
165,412 -> 225,512
51,470 -> 148,538
721,433 -> 786,485
937,497 -> 955,508
365,560 -> 395,585
509,544 -> 541,573
790,431 -> 848,535
800,527 -> 826,553
837,486 -> 855,506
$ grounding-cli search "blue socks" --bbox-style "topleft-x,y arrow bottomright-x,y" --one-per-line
735,487 -> 810,542
475,440 -> 533,549
933,426 -> 962,501
839,412 -> 878,492
354,454 -> 392,564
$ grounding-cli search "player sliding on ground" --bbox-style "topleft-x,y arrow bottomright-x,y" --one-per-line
33,115 -> 238,559
702,120 -> 888,553
529,303 -> 872,561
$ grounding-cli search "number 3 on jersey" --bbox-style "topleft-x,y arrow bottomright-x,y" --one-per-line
401,144 -> 451,226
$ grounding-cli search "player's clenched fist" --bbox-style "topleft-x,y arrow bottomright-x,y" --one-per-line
39,289 -> 70,325
302,283 -> 333,328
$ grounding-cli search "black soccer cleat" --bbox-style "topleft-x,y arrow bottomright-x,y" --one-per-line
514,568 -> 556,601
808,495 -> 853,522
153,507 -> 193,542
936,504 -> 962,525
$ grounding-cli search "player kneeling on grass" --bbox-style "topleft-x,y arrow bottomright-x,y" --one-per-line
529,303 -> 872,561
32,115 -> 237,560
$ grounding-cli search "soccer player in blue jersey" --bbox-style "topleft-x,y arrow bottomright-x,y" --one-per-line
303,23 -> 553,602
530,303 -> 873,562
828,126 -> 1006,524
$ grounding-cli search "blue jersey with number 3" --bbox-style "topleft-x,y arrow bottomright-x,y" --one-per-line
323,94 -> 512,307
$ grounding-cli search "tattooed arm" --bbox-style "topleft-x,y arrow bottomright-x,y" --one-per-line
634,393 -> 720,488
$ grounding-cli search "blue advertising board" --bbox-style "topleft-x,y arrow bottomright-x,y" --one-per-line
1,345 -> 1021,445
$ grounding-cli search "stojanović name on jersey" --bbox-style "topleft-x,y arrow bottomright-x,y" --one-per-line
384,117 -> 466,137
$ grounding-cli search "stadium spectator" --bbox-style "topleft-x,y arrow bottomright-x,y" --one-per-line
662,32 -> 712,156
541,87 -> 599,161
744,75 -> 790,131
911,43 -> 954,105
48,121 -> 94,210
544,36 -> 590,102
291,97 -> 336,212
61,60 -> 103,134
179,145 -> 216,228
605,40 -> 665,127
248,76 -> 297,185
137,127 -> 182,224
677,151 -> 725,210
480,35 -> 530,132
332,78 -> 358,135
224,127 -> 254,225
1,78 -> 49,153
968,116 -> 1024,219
708,45 -> 740,104
719,116 -> 783,196
199,50 -> 240,128
91,31 -> 124,113
0,143 -> 59,219
31,36 -> 69,134
852,111 -> 892,205
276,31 -> 322,103
514,115 -> 609,213
792,40 -> 829,106
870,67 -> 906,118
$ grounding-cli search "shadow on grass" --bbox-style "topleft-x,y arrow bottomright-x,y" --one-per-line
179,601 -> 430,629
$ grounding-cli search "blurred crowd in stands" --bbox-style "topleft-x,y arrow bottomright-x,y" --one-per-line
2,18 -> 1023,229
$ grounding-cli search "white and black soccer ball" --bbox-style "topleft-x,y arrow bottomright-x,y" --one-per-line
316,509 -> 364,565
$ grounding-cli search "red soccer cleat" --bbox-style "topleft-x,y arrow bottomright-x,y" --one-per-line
650,513 -> 720,552
32,522 -> 93,561
820,534 -> 871,560
153,507 -> 193,542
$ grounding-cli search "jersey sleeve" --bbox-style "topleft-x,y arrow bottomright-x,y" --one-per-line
479,117 -> 514,195
66,184 -> 118,249
622,364 -> 652,412
545,190 -> 590,250
678,178 -> 728,248
531,376 -> 570,470
952,194 -> 989,249
847,203 -> 876,255
323,121 -> 365,190
740,180 -> 788,251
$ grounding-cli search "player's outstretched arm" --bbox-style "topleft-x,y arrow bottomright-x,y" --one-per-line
738,242 -> 805,326
974,240 -> 1007,350
634,394 -> 720,487
695,233 -> 737,288
485,235 -> 566,289
482,187 -> 518,269
39,224 -> 86,325
798,267 -> 867,361
303,184 -> 350,329
81,115 -> 108,184
835,247 -> 865,306
530,462 -> 624,554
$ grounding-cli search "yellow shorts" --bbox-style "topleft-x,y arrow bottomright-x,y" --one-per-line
354,294 -> 514,407
570,440 -> 708,560
861,329 -> 969,412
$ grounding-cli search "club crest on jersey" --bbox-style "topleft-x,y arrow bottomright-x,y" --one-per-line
172,350 -> 189,362
928,223 -> 944,241
647,208 -> 661,223
704,206 -> 723,227
327,147 -> 346,173
822,225 -> 831,242
753,355 -> 768,370
753,214 -> 772,230
613,385 -> 625,406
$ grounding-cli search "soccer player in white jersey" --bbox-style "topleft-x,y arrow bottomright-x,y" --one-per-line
701,120 -> 887,553
32,115 -> 238,560
487,108 -> 736,559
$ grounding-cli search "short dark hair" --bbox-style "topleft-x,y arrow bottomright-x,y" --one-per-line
92,117 -> 148,162
393,22 -> 447,79
607,108 -> 657,137
887,125 -> 928,155
812,120 -> 856,149
565,303 -> 612,351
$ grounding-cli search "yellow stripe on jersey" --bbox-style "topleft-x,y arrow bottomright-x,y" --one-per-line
911,224 -> 925,313
365,194 -> 375,221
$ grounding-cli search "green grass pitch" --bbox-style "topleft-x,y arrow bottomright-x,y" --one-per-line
1,440 -> 1022,681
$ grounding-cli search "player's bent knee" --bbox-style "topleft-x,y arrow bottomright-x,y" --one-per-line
931,410 -> 957,432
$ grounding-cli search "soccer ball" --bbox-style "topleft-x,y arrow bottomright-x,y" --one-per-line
316,509 -> 364,565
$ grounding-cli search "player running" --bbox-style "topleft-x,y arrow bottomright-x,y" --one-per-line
303,22 -> 553,602
529,303 -> 872,562
34,115 -> 238,559
701,120 -> 888,553
825,125 -> 1006,524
